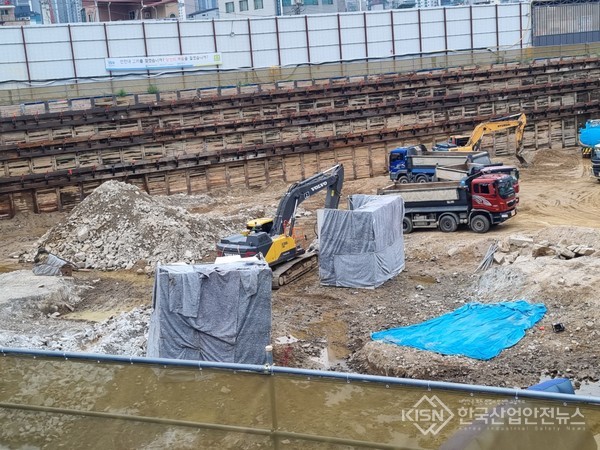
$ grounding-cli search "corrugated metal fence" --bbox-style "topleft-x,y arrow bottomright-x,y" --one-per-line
0,4 -> 529,88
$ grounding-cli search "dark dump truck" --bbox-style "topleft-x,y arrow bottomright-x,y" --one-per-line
377,172 -> 517,233
388,145 -> 492,183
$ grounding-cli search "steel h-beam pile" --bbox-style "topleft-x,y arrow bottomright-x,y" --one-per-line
1,57 -> 599,217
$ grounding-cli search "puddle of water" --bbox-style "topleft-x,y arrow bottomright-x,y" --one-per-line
0,264 -> 19,273
291,311 -> 350,370
408,274 -> 438,284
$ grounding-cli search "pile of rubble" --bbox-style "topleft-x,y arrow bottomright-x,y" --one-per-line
493,233 -> 598,266
27,181 -> 262,272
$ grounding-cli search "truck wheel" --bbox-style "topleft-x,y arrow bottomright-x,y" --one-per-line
439,215 -> 458,233
402,217 -> 413,234
416,175 -> 428,183
470,215 -> 490,233
397,176 -> 410,184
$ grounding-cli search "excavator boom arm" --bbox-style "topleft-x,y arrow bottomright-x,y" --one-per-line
271,164 -> 344,236
466,113 -> 527,151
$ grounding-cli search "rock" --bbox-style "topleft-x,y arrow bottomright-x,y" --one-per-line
76,226 -> 90,242
531,244 -> 556,257
513,255 -> 532,264
497,240 -> 510,253
559,248 -> 576,259
493,253 -> 505,264
509,235 -> 534,247
576,247 -> 595,256
447,247 -> 460,257
415,285 -> 424,291
73,252 -> 86,262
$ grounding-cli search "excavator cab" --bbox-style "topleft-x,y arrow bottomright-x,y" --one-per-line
217,164 -> 345,288
246,218 -> 274,234
448,135 -> 470,147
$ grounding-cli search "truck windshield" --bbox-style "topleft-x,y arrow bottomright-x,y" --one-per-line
496,180 -> 515,199
390,153 -> 404,163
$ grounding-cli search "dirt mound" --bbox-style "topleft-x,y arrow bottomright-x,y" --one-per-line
31,181 -> 261,271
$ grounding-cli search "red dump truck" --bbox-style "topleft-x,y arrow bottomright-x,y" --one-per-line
377,173 -> 517,233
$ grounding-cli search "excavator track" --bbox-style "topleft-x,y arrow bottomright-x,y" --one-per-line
271,251 -> 319,290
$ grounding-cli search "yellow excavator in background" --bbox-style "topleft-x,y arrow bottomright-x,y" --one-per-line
433,113 -> 527,164
216,164 -> 344,289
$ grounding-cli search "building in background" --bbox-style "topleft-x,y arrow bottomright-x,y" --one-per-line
217,0 -> 344,17
188,7 -> 219,19
197,0 -> 217,10
53,0 -> 82,22
81,0 -> 194,22
217,0 -> 277,17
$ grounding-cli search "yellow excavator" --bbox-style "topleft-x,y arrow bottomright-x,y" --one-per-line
216,164 -> 344,289
433,113 -> 527,164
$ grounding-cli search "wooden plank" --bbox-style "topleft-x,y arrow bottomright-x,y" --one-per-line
246,160 -> 266,188
206,165 -> 228,190
0,194 -> 14,218
267,158 -> 285,182
11,191 -> 35,213
55,154 -> 78,170
353,146 -> 371,179
226,163 -> 247,188
167,169 -> 188,195
282,155 -> 303,182
7,160 -> 31,176
301,153 -> 318,178
189,168 -> 208,193
34,188 -> 57,213
1,132 -> 25,146
370,144 -> 388,176
58,185 -> 81,212
31,156 -> 54,173
146,173 -> 167,195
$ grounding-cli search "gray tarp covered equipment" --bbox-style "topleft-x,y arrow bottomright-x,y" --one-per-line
147,261 -> 272,365
32,253 -> 71,276
317,194 -> 405,288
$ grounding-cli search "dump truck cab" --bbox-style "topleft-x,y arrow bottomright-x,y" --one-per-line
469,173 -> 517,215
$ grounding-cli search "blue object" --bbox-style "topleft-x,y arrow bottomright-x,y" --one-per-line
579,120 -> 600,147
372,300 -> 546,360
528,378 -> 575,395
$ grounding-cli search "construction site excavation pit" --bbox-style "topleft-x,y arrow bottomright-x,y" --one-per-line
1,146 -> 600,393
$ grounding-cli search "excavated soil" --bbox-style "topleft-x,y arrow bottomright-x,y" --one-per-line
1,147 -> 600,392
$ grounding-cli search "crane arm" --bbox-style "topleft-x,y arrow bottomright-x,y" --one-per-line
271,164 -> 344,236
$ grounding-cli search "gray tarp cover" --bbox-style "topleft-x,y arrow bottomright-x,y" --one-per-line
147,261 -> 272,364
32,254 -> 70,276
318,194 -> 405,288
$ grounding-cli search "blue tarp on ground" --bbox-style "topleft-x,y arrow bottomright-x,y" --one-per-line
371,300 -> 546,360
